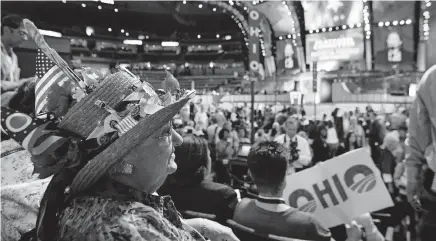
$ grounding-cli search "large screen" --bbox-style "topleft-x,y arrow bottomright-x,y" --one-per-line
305,28 -> 364,63
372,1 -> 416,23
373,25 -> 415,71
302,0 -> 363,30
275,39 -> 299,73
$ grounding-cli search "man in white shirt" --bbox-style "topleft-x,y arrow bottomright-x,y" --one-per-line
1,15 -> 30,88
1,14 -> 33,105
275,116 -> 312,172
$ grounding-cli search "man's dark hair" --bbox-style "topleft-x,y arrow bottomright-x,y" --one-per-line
247,141 -> 289,194
109,62 -> 117,69
1,14 -> 23,35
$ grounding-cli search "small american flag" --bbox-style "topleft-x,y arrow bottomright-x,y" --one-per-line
35,49 -> 69,114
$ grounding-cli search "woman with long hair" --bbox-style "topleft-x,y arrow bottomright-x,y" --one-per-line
159,134 -> 238,222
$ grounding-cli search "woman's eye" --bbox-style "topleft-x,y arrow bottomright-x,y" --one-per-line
155,128 -> 171,139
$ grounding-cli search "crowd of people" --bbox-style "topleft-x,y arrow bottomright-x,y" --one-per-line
1,13 -> 436,241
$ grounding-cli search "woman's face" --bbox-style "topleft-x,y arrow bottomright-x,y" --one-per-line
223,130 -> 230,140
114,122 -> 183,193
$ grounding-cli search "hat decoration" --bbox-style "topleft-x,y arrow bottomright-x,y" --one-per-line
0,107 -> 72,175
18,18 -> 196,241
20,18 -> 196,188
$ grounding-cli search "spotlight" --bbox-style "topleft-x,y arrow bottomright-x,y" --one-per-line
393,21 -> 398,26
183,0 -> 186,4
198,4 -> 203,8
114,8 -> 118,12
385,21 -> 390,26
62,0 -> 66,3
406,19 -> 412,24
81,3 -> 86,7
126,32 -> 129,36
108,27 -> 112,32
216,34 -> 220,38
98,5 -> 102,10
146,35 -> 149,39
213,8 -> 217,11
121,29 -> 125,33
400,20 -> 405,25
197,34 -> 201,39
138,34 -> 145,40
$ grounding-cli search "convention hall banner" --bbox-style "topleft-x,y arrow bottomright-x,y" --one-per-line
282,149 -> 394,228
305,29 -> 364,63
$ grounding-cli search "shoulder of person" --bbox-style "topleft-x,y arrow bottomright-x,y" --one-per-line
296,134 -> 310,145
234,197 -> 254,211
287,211 -> 331,240
274,134 -> 286,142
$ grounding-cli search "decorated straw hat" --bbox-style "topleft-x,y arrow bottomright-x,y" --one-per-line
7,19 -> 195,195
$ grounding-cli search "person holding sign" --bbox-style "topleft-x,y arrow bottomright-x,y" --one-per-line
275,116 -> 312,172
233,141 -> 384,241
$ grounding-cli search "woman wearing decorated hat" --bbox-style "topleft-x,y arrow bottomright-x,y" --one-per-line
2,19 -> 239,241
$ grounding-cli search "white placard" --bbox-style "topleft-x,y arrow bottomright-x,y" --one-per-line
282,148 -> 394,228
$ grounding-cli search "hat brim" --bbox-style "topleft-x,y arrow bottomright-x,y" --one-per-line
69,96 -> 191,194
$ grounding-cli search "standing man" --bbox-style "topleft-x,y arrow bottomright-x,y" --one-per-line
406,65 -> 436,241
368,110 -> 385,168
1,14 -> 32,105
275,116 -> 312,172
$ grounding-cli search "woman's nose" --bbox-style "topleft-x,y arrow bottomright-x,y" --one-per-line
171,129 -> 183,146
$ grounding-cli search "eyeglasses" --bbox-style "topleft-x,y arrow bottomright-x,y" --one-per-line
16,29 -> 28,40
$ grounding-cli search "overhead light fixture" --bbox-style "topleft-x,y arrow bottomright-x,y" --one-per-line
138,34 -> 145,40
81,3 -> 86,7
161,41 -> 179,47
213,8 -> 217,11
62,0 -> 66,3
216,34 -> 220,38
39,29 -> 62,38
98,5 -> 102,10
198,4 -> 203,8
86,26 -> 95,36
183,0 -> 186,4
121,29 -> 125,33
125,32 -> 129,36
146,35 -> 149,39
108,27 -> 112,32
98,0 -> 114,4
114,8 -> 118,12
224,35 -> 231,40
123,39 -> 143,45
406,19 -> 412,24
197,34 -> 201,39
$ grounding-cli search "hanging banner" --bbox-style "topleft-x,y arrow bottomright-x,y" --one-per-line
248,9 -> 261,80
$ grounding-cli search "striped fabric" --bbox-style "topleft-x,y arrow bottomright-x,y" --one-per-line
114,115 -> 138,136
35,49 -> 69,115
